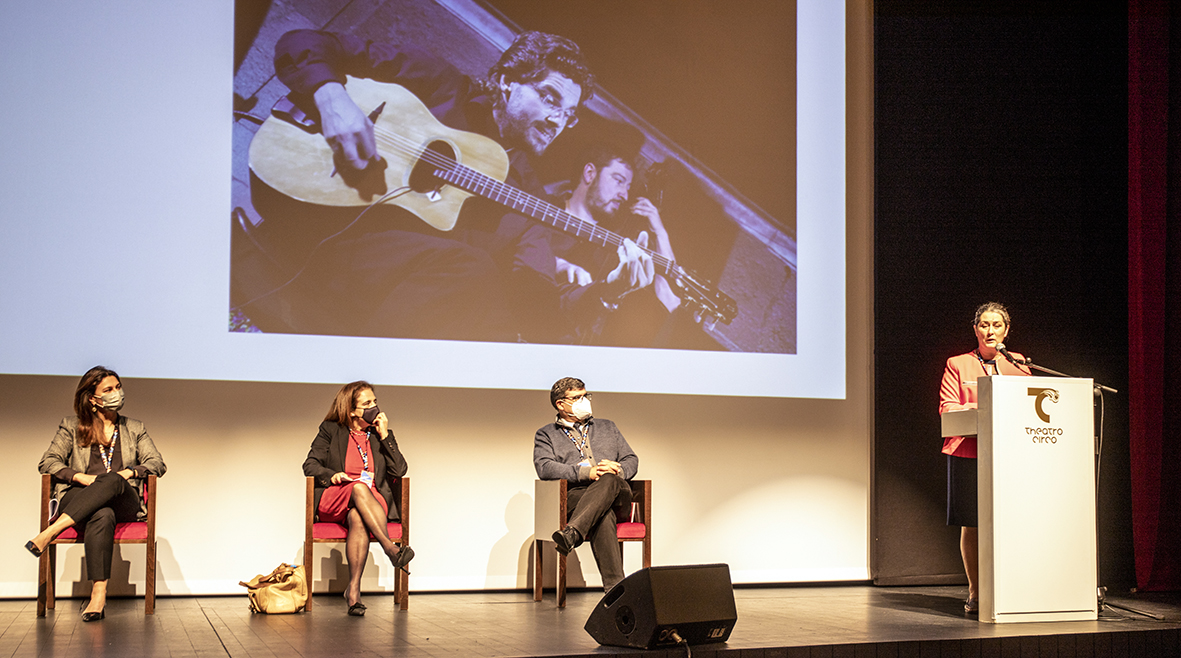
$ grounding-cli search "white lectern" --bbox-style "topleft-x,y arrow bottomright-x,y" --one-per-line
941,375 -> 1097,623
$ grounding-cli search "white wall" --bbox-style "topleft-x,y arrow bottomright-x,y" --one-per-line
0,361 -> 871,596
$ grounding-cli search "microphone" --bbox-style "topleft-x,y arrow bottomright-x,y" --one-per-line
996,343 -> 1024,366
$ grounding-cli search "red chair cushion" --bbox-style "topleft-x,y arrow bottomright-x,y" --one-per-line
617,522 -> 646,539
313,522 -> 402,541
55,522 -> 148,542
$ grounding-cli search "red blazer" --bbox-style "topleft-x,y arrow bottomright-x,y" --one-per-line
939,350 -> 1031,457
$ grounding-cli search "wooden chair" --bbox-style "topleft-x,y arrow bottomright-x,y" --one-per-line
534,479 -> 651,608
37,473 -> 158,616
304,476 -> 410,610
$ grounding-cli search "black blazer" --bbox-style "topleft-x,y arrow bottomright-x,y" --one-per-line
303,420 -> 408,522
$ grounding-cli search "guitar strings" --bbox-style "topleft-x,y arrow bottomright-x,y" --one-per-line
368,125 -> 689,277
368,125 -> 732,315
366,125 -> 735,310
372,126 -> 659,256
237,123 -> 725,320
231,186 -> 412,314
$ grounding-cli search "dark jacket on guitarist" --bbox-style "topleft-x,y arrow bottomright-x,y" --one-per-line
267,29 -> 584,342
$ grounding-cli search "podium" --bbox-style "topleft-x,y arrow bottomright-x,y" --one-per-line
941,375 -> 1097,623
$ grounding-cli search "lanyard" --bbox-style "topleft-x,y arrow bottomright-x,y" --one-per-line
352,431 -> 371,472
560,423 -> 590,460
975,350 -> 999,376
98,427 -> 118,473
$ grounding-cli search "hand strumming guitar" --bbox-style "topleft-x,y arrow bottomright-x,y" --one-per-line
603,233 -> 655,302
313,82 -> 381,172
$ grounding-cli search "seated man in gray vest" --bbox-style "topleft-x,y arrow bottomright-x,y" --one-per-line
533,377 -> 639,591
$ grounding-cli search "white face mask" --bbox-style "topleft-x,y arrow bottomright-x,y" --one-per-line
570,397 -> 593,421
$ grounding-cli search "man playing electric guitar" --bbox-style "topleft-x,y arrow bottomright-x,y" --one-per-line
249,29 -> 654,342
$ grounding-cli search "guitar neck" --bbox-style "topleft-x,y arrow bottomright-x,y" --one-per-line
431,156 -> 736,326
434,164 -> 678,277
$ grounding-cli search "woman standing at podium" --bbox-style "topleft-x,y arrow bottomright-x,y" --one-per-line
939,302 -> 1031,613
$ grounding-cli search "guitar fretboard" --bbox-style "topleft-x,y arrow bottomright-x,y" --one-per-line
434,163 -> 680,278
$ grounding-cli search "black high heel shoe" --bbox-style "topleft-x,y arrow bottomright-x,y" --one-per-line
80,599 -> 105,622
344,592 -> 366,617
25,541 -> 42,558
390,545 -> 415,574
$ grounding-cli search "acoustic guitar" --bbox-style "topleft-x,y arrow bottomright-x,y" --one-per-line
249,77 -> 737,325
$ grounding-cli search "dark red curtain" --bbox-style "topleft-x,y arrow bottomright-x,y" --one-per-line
1128,0 -> 1181,591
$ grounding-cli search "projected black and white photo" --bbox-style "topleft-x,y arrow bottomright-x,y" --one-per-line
230,0 -> 797,354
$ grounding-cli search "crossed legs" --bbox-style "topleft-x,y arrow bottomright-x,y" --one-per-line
564,474 -> 632,591
27,474 -> 139,616
343,483 -> 410,608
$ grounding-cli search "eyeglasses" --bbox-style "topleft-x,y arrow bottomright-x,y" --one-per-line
559,392 -> 592,404
527,82 -> 579,127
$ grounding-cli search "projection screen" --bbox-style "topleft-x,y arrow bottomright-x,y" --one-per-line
0,0 -> 844,400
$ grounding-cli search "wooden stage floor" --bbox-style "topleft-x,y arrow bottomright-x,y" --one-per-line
2,585 -> 1178,657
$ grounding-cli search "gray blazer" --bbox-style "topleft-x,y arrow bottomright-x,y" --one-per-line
38,416 -> 167,520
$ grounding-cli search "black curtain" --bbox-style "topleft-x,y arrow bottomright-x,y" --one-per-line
873,1 -> 1134,588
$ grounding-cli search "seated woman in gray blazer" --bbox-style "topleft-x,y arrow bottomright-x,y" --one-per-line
25,366 -> 167,622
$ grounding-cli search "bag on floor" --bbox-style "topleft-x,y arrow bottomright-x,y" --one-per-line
240,563 -> 308,614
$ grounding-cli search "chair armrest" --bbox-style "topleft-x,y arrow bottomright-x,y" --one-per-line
628,480 -> 651,524
534,479 -> 567,537
145,474 -> 157,535
39,473 -> 52,530
305,476 -> 315,532
399,477 -> 410,544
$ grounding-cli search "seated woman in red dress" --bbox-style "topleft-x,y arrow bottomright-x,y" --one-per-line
303,381 -> 414,616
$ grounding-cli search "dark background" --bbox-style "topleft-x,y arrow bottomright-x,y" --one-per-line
487,0 -> 795,226
873,1 -> 1134,588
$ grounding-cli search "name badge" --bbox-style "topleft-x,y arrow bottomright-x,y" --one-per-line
578,460 -> 591,468
358,471 -> 374,484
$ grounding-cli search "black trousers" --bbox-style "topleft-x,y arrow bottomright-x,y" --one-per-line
566,473 -> 633,590
57,472 -> 141,581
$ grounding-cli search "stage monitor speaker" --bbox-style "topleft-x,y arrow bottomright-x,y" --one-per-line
584,564 -> 737,649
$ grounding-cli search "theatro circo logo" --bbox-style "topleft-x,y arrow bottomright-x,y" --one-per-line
1027,387 -> 1059,423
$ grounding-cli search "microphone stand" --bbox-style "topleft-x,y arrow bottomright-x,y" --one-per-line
1003,353 -> 1160,620
1015,356 -> 1118,394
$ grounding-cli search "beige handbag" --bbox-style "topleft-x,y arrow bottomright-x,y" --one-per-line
240,563 -> 308,613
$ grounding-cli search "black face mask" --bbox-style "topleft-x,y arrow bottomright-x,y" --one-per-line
361,405 -> 381,426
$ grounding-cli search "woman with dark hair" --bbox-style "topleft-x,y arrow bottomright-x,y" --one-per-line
25,366 -> 167,621
939,302 -> 1031,613
304,381 -> 414,616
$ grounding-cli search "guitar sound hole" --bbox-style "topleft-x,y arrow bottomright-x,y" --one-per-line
409,141 -> 455,196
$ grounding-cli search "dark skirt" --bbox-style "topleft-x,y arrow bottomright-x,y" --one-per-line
946,454 -> 978,527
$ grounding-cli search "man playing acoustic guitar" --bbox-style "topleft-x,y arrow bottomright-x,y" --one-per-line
248,29 -> 654,342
